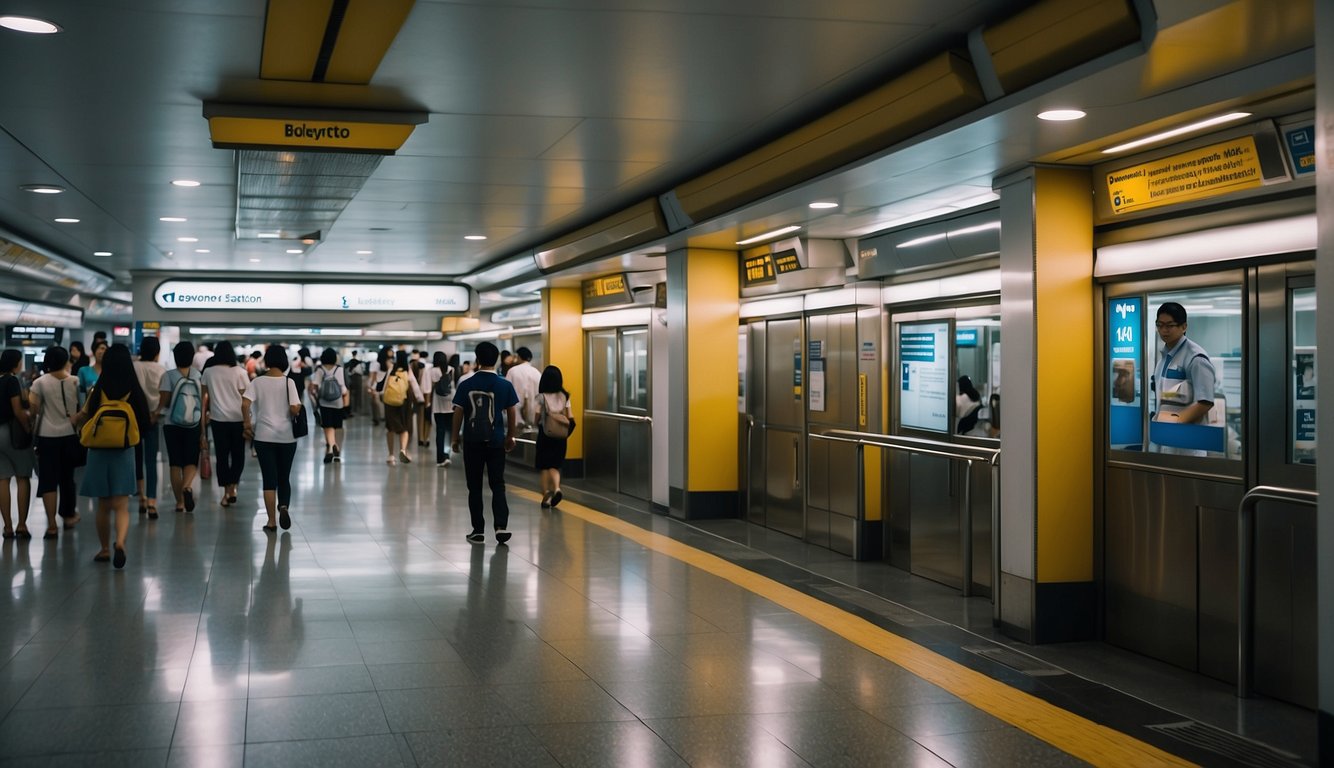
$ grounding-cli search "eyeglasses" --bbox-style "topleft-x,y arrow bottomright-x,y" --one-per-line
1154,322 -> 1181,329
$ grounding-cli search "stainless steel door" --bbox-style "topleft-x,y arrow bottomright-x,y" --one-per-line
744,322 -> 767,526
585,331 -> 618,492
764,318 -> 804,538
805,312 -> 859,554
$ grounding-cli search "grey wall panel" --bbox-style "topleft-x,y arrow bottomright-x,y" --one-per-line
1253,501 -> 1318,708
807,507 -> 830,548
766,428 -> 803,538
1198,504 -> 1238,684
909,454 -> 960,590
808,434 -> 830,514
830,512 -> 856,556
619,421 -> 652,501
585,418 -> 619,492
969,459 -> 994,596
887,450 -> 913,569
767,319 -> 803,428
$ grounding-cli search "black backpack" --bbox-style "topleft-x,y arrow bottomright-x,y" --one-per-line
461,389 -> 495,443
433,368 -> 453,399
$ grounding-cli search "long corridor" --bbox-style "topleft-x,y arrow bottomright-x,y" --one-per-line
2,417 -> 1190,767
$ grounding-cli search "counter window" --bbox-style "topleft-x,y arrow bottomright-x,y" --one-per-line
620,328 -> 649,411
1291,286 -> 1316,465
955,315 -> 1000,438
588,330 -> 615,412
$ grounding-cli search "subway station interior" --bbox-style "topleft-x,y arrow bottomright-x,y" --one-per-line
1,0 -> 1332,765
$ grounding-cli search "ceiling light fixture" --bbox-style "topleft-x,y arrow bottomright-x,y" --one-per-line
286,249 -> 302,254
54,217 -> 79,224
1102,112 -> 1252,154
257,232 -> 280,238
736,225 -> 801,246
808,202 -> 839,210
356,250 -> 373,255
249,258 -> 261,263
160,216 -> 187,222
897,220 -> 1000,249
0,16 -> 61,34
20,184 -> 64,194
195,249 -> 210,254
177,236 -> 198,243
171,179 -> 201,187
1037,109 -> 1086,121
464,235 -> 487,241
93,251 -> 112,256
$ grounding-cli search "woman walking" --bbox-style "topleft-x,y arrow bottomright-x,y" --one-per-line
0,349 -> 36,539
535,365 -> 573,508
77,344 -> 149,568
131,338 -> 166,518
381,352 -> 423,465
243,345 -> 302,531
28,346 -> 82,537
77,339 -> 107,405
160,342 -> 203,513
428,351 -> 455,467
309,348 -> 348,463
201,341 -> 250,506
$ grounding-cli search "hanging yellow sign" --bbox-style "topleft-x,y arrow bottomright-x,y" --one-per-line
1106,136 -> 1263,215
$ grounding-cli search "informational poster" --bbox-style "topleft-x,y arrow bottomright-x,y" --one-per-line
1294,349 -> 1316,463
1108,297 -> 1144,450
808,340 -> 825,412
899,321 -> 949,433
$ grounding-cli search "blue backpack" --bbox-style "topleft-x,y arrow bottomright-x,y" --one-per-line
168,372 -> 202,427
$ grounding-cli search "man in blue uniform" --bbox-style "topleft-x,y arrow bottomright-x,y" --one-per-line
451,342 -> 519,543
1150,301 -> 1217,455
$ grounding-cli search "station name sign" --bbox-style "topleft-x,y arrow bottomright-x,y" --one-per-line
154,281 -> 470,312
1105,136 -> 1263,215
741,253 -> 776,287
582,274 -> 631,310
207,116 -> 417,153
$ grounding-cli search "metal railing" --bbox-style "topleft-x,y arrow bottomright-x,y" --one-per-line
818,429 -> 999,598
1237,484 -> 1318,698
583,409 -> 653,424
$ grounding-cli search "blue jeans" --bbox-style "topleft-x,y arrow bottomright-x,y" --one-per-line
433,413 -> 453,464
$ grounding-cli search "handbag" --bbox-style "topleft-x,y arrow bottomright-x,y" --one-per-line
291,404 -> 309,438
199,440 -> 212,479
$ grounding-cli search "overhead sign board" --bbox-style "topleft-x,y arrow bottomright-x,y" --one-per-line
154,281 -> 469,312
1283,125 -> 1315,176
773,250 -> 802,274
4,326 -> 60,347
1105,136 -> 1264,215
206,116 -> 417,154
741,253 -> 776,286
582,274 -> 631,310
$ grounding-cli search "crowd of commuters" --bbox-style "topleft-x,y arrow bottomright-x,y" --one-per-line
0,337 -> 573,563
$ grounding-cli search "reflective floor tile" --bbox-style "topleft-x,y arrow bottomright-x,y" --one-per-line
0,701 -> 180,756
244,734 -> 406,768
756,709 -> 955,767
871,700 -> 1010,738
367,661 -> 480,690
403,726 -> 559,767
249,638 -> 364,670
0,748 -> 169,768
15,665 -> 188,709
644,714 -> 813,768
378,686 -> 515,732
246,663 -> 375,699
181,665 -> 249,701
166,744 -> 244,768
245,691 -> 389,743
529,720 -> 689,768
494,679 -> 638,725
173,699 -> 248,746
357,638 -> 465,666
916,726 -> 1093,767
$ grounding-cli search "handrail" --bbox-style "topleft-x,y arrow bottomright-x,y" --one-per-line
1237,484 -> 1318,698
584,409 -> 653,424
816,429 -> 999,599
990,451 -> 1001,623
514,436 -> 537,447
744,415 -> 755,518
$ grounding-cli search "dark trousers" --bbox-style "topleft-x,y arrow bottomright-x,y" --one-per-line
210,421 -> 246,486
35,434 -> 80,518
433,413 -> 453,464
253,441 -> 297,507
462,441 -> 508,533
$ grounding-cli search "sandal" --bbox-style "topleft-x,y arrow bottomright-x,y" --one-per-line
262,524 -> 277,533
93,551 -> 111,563
278,506 -> 291,530
183,489 -> 195,512
227,495 -> 238,505
15,528 -> 31,540
43,527 -> 58,540
2,529 -> 14,540
62,514 -> 80,530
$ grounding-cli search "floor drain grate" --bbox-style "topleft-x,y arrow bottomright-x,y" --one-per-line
816,586 -> 946,626
1145,721 -> 1307,768
963,645 -> 1067,676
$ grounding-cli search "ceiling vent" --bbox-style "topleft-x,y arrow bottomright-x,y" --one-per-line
235,149 -> 381,242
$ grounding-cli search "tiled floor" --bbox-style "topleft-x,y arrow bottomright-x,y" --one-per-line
1,417 -> 1122,766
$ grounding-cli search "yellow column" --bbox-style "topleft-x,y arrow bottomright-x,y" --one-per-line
542,287 -> 584,464
666,248 -> 740,518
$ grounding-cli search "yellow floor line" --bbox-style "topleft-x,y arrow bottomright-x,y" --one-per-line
516,489 -> 1196,768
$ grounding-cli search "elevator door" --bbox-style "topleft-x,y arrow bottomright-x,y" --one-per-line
584,327 -> 652,501
761,318 -> 805,538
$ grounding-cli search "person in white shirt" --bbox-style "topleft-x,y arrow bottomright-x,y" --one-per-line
132,337 -> 166,517
309,348 -> 349,463
201,341 -> 251,508
242,345 -> 302,532
427,351 -> 455,467
366,348 -> 388,426
505,347 -> 542,426
381,352 -> 424,465
191,343 -> 214,373
416,350 -> 433,447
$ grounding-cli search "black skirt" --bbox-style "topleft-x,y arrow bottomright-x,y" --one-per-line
534,429 -> 566,470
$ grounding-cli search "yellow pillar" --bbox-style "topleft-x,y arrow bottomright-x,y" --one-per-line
542,287 -> 584,466
996,166 -> 1094,642
666,248 -> 739,518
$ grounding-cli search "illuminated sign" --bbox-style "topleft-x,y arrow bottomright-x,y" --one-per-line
582,274 -> 631,310
1283,125 -> 1315,176
4,326 -> 59,346
742,253 -> 776,286
773,251 -> 802,274
1106,136 -> 1263,215
154,281 -> 469,312
899,322 -> 949,433
1108,297 -> 1143,450
206,116 -> 417,153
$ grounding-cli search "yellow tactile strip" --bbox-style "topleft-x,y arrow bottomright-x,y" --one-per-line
515,489 -> 1196,768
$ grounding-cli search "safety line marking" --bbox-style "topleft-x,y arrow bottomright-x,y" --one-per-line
515,489 -> 1196,768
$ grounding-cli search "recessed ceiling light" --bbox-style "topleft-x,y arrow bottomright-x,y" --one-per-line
286,249 -> 303,254
1038,109 -> 1086,121
369,227 -> 390,231
808,201 -> 839,209
160,216 -> 187,222
195,249 -> 210,254
464,235 -> 487,241
356,250 -> 373,255
249,258 -> 261,263
257,232 -> 279,238
736,225 -> 801,246
1102,112 -> 1252,154
93,251 -> 112,256
20,184 -> 64,194
0,16 -> 61,34
177,236 -> 198,243
53,217 -> 79,223
171,179 -> 201,187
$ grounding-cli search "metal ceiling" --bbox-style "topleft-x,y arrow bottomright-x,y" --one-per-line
0,0 -> 1316,319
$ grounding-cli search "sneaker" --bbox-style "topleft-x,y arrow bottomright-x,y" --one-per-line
437,460 -> 448,467
399,449 -> 412,464
541,492 -> 552,509
465,531 -> 485,543
386,456 -> 397,465
332,446 -> 341,462
496,529 -> 512,544
550,490 -> 563,508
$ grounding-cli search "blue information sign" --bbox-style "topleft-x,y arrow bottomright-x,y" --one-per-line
1108,297 -> 1143,450
1284,126 -> 1315,176
900,332 -> 937,362
955,328 -> 979,347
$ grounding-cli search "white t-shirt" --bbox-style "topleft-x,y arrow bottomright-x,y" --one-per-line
506,361 -> 541,424
203,365 -> 250,422
133,360 -> 166,417
310,364 -> 347,409
366,360 -> 382,391
244,375 -> 300,443
428,366 -> 456,413
31,372 -> 78,437
192,349 -> 214,372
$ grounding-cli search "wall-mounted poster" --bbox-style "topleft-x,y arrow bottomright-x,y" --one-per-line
1108,297 -> 1143,450
899,321 -> 949,433
1294,349 -> 1316,464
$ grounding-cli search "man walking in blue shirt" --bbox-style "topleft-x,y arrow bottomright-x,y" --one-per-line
451,342 -> 519,543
